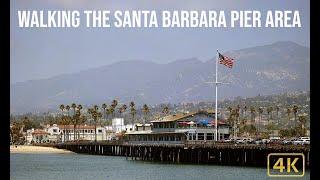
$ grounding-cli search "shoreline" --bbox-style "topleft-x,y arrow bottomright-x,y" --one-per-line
10,145 -> 75,154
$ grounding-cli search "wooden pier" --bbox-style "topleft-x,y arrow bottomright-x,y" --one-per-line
53,141 -> 310,168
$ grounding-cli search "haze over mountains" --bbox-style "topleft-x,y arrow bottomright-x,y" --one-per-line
10,41 -> 309,114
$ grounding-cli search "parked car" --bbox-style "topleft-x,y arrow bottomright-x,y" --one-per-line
303,139 -> 310,145
282,138 -> 295,145
235,138 -> 245,144
222,138 -> 234,143
269,137 -> 282,144
269,137 -> 281,141
282,138 -> 298,144
293,139 -> 310,145
243,138 -> 254,144
254,138 -> 263,144
298,137 -> 310,141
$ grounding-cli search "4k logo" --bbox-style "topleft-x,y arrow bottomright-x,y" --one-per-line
267,153 -> 305,177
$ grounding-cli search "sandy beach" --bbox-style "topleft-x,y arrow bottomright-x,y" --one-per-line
10,145 -> 74,154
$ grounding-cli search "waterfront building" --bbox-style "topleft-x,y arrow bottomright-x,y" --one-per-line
26,128 -> 34,144
125,110 -> 230,144
135,123 -> 152,131
58,124 -> 106,142
104,126 -> 114,140
112,118 -> 125,133
124,124 -> 135,132
31,129 -> 50,143
45,124 -> 62,143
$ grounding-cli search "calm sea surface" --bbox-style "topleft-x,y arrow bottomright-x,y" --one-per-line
11,153 -> 310,180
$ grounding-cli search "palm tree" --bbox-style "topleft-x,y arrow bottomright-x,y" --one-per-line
162,105 -> 169,115
111,99 -> 118,118
88,106 -> 102,142
92,105 -> 97,110
267,106 -> 273,123
118,107 -> 124,117
122,104 -> 127,113
65,105 -> 70,115
130,101 -> 136,130
63,115 -> 72,142
142,104 -> 150,130
292,105 -> 299,128
72,109 -> 81,141
121,104 -> 128,118
275,105 -> 280,125
236,104 -> 241,119
258,107 -> 263,133
243,105 -> 247,119
78,114 -> 87,140
77,104 -> 83,139
250,106 -> 256,125
298,115 -> 307,136
109,107 -> 115,119
59,104 -> 65,112
106,108 -> 112,123
71,103 -> 77,114
102,103 -> 107,120
59,104 -> 65,142
71,103 -> 77,141
234,108 -> 240,137
118,106 -> 124,132
65,105 -> 70,141
236,105 -> 242,126
286,108 -> 291,127
227,106 -> 233,126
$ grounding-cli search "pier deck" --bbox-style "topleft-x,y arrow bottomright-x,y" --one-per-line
52,141 -> 309,168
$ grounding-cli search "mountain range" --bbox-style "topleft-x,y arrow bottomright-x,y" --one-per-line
10,41 -> 310,114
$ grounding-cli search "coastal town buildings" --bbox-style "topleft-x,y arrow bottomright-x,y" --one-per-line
23,110 -> 231,144
58,124 -> 106,141
29,129 -> 49,144
125,110 -> 231,144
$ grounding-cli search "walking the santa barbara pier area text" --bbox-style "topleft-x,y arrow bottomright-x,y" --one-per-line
214,50 -> 235,141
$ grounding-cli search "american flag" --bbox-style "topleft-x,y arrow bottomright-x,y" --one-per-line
218,52 -> 234,68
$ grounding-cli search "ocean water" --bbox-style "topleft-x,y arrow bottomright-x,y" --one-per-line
10,153 -> 310,180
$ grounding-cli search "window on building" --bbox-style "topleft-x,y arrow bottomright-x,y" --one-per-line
193,134 -> 196,141
53,129 -> 57,133
198,133 -> 204,140
176,136 -> 181,141
206,133 -> 213,140
220,134 -> 223,140
98,129 -> 102,133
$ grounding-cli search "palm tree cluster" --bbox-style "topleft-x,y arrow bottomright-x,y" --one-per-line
226,104 -> 304,137
59,103 -> 85,141
87,105 -> 102,141
57,100 -> 161,141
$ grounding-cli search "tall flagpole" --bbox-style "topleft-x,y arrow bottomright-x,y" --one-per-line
215,50 -> 218,141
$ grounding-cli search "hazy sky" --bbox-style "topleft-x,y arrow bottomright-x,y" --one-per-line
10,0 -> 309,83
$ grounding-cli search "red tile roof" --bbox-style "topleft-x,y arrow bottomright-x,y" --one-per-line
32,129 -> 49,135
57,124 -> 97,130
151,110 -> 217,123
